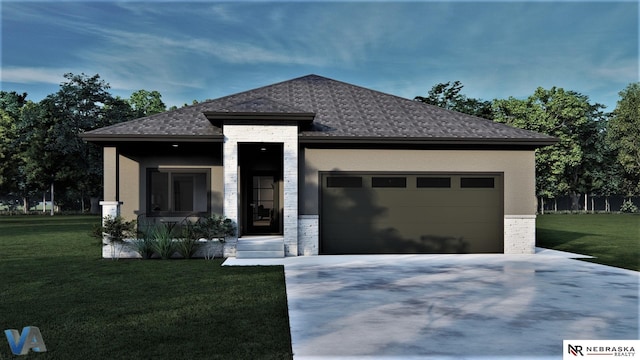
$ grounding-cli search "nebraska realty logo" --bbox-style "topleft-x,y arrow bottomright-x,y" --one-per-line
4,326 -> 47,355
564,340 -> 639,359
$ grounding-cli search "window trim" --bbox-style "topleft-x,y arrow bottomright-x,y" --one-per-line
146,168 -> 211,217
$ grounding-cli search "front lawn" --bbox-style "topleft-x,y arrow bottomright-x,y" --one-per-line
537,214 -> 639,271
0,215 -> 292,359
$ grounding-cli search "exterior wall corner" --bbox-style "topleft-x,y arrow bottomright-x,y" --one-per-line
504,215 -> 536,254
298,215 -> 319,255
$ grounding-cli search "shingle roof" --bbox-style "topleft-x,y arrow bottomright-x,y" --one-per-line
82,74 -> 556,146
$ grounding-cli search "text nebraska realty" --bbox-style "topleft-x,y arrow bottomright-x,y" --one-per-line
584,345 -> 634,357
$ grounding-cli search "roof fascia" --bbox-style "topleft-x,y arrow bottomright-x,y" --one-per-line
79,134 -> 224,143
204,111 -> 315,126
299,136 -> 559,148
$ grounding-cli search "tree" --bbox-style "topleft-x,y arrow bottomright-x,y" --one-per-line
493,87 -> 605,210
414,81 -> 494,119
0,92 -> 28,210
607,82 -> 640,197
15,100 -> 49,212
19,73 -> 135,213
128,89 -> 166,117
0,91 -> 27,119
0,92 -> 24,190
0,109 -> 17,190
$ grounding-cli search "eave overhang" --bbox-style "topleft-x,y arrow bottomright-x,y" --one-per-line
299,135 -> 559,149
79,133 -> 224,143
204,111 -> 316,127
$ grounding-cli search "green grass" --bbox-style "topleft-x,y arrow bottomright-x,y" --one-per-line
0,215 -> 292,360
537,214 -> 640,271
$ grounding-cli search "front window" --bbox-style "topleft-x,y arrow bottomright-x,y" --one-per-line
148,169 -> 209,215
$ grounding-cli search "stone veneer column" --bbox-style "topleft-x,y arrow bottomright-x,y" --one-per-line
504,215 -> 536,254
298,215 -> 319,255
223,125 -> 299,256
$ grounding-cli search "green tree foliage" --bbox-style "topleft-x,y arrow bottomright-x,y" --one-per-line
128,89 -> 166,117
15,73 -> 137,211
414,81 -> 494,119
0,92 -> 28,197
607,83 -> 640,196
0,109 -> 17,189
493,87 -> 605,209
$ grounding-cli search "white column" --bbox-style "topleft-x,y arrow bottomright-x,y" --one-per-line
504,215 -> 536,254
99,201 -> 122,225
223,125 -> 299,256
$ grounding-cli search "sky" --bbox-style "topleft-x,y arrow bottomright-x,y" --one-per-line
1,1 -> 638,112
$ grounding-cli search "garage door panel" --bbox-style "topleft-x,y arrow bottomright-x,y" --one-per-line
375,191 -> 500,208
321,173 -> 503,254
382,208 -> 500,224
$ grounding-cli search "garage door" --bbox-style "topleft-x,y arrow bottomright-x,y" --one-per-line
320,173 -> 503,254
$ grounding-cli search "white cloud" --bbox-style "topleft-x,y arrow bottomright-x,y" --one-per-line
1,67 -> 68,85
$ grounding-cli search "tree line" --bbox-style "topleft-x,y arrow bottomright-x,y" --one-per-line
415,81 -> 640,211
0,73 -> 638,213
0,73 -> 167,213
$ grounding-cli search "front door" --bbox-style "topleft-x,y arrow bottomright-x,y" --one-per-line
246,174 -> 280,234
238,143 -> 283,236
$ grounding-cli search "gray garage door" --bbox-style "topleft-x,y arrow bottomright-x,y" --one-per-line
320,173 -> 503,254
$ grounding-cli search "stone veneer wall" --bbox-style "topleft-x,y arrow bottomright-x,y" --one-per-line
298,215 -> 319,255
223,125 -> 299,256
504,215 -> 536,254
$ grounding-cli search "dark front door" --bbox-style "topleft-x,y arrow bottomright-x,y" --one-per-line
239,143 -> 283,236
246,174 -> 280,234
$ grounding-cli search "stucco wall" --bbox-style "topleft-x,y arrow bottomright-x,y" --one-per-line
301,148 -> 537,216
102,146 -> 223,222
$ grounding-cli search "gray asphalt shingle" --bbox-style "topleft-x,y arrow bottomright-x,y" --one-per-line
82,74 -> 555,145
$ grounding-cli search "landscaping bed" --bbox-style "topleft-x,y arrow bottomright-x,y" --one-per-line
0,215 -> 293,359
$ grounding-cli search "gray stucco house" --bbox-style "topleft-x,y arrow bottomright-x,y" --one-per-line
82,74 -> 556,258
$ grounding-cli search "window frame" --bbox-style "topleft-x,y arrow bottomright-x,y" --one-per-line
146,168 -> 211,217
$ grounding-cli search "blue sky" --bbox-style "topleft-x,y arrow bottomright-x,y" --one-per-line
1,1 -> 638,112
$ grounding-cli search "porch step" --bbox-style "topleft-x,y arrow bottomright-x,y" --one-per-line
236,237 -> 285,258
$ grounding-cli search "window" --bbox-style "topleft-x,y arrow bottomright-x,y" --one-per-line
460,177 -> 495,188
327,176 -> 363,188
417,177 -> 451,188
148,170 -> 209,214
372,177 -> 406,188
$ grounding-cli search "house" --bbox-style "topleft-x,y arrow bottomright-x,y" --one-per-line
82,74 -> 556,258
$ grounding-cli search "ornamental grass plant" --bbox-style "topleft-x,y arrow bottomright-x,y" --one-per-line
0,215 -> 293,359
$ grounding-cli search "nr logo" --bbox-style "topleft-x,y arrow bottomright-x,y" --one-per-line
567,344 -> 584,356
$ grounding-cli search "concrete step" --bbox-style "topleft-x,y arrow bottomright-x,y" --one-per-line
236,237 -> 285,258
237,241 -> 284,251
236,250 -> 285,259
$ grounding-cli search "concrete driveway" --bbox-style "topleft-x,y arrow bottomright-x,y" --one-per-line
224,249 -> 639,359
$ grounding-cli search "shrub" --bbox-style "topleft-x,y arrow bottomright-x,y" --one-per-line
194,214 -> 236,242
620,199 -> 639,213
150,224 -> 177,259
129,237 -> 155,259
176,221 -> 200,259
101,216 -> 136,243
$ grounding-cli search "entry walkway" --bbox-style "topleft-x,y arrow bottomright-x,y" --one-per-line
224,250 -> 639,359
